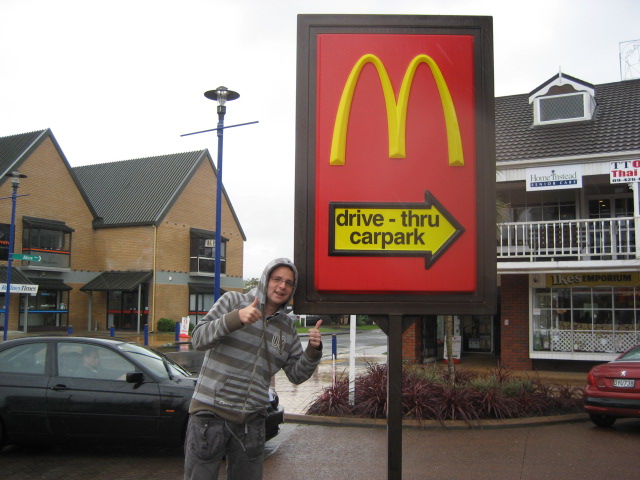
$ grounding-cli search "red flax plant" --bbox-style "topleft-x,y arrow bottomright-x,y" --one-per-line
306,362 -> 584,423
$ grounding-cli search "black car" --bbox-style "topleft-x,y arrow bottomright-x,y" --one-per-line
0,336 -> 284,449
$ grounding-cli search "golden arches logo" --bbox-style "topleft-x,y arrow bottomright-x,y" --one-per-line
330,54 -> 464,167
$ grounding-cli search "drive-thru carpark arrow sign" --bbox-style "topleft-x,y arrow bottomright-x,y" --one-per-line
329,190 -> 464,269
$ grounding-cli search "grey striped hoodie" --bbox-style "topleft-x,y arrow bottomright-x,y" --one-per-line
189,258 -> 321,423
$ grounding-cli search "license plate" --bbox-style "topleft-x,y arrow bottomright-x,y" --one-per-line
613,378 -> 635,388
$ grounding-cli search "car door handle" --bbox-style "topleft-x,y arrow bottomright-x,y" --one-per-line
50,384 -> 70,391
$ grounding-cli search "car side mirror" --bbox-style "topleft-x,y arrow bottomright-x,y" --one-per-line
126,372 -> 144,384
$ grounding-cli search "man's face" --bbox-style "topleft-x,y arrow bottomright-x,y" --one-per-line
266,266 -> 295,309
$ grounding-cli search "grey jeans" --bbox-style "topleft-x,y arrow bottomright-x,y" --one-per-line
183,413 -> 266,480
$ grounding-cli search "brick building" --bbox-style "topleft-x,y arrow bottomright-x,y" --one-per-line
0,129 -> 245,334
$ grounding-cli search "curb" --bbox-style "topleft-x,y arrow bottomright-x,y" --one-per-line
284,412 -> 589,430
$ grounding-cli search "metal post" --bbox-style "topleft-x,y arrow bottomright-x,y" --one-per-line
3,174 -> 21,341
214,104 -> 226,302
632,182 -> 640,258
387,314 -> 403,480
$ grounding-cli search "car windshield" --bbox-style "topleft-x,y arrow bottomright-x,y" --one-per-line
618,345 -> 640,361
117,343 -> 192,379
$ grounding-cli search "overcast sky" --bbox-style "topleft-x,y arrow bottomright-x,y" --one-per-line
1,0 -> 638,279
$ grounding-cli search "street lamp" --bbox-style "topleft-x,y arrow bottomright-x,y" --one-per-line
204,86 -> 239,301
3,171 -> 27,341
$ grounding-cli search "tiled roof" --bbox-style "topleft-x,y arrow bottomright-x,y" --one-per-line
73,151 -> 215,228
0,130 -> 47,179
496,78 -> 640,163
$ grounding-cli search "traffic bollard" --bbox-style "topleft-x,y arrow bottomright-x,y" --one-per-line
67,325 -> 73,335
175,322 -> 180,343
332,334 -> 337,360
144,324 -> 149,345
110,326 -> 115,337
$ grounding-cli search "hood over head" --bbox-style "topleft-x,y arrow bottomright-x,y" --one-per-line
255,258 -> 298,312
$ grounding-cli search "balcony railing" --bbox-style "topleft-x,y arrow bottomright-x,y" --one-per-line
497,217 -> 638,261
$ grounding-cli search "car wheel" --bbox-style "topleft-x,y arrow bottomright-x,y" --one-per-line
589,413 -> 616,427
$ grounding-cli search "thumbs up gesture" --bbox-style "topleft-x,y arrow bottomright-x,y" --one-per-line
308,319 -> 323,349
239,297 -> 262,325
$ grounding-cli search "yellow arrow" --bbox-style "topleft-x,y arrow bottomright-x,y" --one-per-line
329,191 -> 464,269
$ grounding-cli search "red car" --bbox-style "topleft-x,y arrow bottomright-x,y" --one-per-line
584,345 -> 640,427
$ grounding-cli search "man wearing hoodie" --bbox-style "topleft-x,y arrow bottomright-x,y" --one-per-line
184,258 -> 323,480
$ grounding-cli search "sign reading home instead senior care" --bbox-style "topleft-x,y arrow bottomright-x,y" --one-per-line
610,159 -> 640,183
294,15 -> 496,315
526,165 -> 583,191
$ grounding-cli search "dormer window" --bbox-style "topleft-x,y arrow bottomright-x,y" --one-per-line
529,73 -> 596,126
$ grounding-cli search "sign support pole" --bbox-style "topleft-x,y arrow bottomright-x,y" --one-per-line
387,314 -> 403,480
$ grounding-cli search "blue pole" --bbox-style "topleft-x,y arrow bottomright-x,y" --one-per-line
332,334 -> 337,360
110,326 -> 115,337
2,178 -> 18,341
214,104 -> 225,302
175,322 -> 180,342
144,324 -> 149,345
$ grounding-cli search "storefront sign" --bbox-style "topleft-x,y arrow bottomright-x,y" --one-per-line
526,165 -> 583,191
546,272 -> 640,288
0,283 -> 39,294
610,159 -> 640,183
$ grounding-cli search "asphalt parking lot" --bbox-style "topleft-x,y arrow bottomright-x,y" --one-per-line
3,418 -> 640,480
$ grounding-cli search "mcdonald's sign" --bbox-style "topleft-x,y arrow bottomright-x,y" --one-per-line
294,15 -> 496,315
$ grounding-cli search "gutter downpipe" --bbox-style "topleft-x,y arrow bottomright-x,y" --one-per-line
151,225 -> 158,333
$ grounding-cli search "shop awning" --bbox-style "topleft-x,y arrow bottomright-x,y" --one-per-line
80,271 -> 152,292
0,266 -> 34,285
31,279 -> 72,291
190,228 -> 228,242
23,216 -> 75,232
188,282 -> 226,295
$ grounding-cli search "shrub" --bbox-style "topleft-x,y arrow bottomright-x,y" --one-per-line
306,363 -> 584,425
157,318 -> 177,332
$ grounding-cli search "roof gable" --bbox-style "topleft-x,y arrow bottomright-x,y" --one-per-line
72,151 -> 246,239
0,129 -> 99,218
496,78 -> 640,163
73,151 -> 207,227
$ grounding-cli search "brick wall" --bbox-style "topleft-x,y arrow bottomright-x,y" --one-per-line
499,274 -> 532,370
0,136 -> 245,333
402,319 -> 423,362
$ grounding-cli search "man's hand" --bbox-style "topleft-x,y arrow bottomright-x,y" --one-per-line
308,319 -> 323,349
239,297 -> 262,325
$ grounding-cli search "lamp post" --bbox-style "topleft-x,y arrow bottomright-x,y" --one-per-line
204,86 -> 239,301
3,171 -> 27,341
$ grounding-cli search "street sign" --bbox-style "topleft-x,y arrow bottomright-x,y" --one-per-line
10,253 -> 41,262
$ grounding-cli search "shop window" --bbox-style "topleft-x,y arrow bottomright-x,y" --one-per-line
22,289 -> 69,328
532,286 -> 639,354
189,292 -> 215,323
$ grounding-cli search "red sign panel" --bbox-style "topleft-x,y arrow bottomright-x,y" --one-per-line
295,15 -> 496,314
315,33 -> 476,293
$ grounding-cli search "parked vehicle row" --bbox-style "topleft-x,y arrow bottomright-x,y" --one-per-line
0,336 -> 283,449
